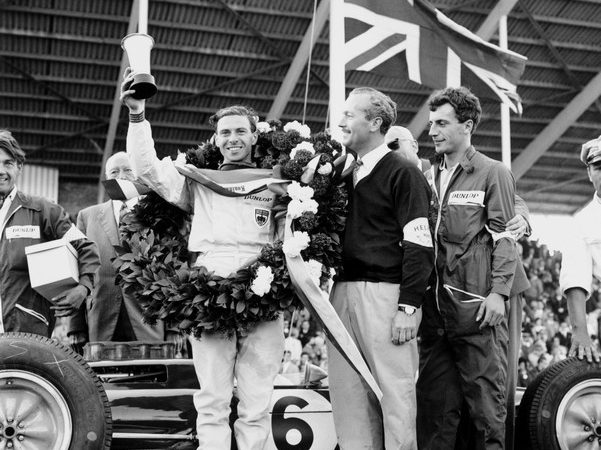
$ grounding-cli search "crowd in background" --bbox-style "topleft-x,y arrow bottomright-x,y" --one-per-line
517,238 -> 600,386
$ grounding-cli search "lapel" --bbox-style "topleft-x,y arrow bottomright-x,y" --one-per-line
98,200 -> 119,246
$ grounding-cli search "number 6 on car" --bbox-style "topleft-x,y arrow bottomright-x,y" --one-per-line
267,390 -> 338,450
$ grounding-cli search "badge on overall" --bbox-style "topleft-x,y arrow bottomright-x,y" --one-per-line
254,208 -> 270,228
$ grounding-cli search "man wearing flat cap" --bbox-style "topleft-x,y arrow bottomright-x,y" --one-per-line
559,136 -> 601,363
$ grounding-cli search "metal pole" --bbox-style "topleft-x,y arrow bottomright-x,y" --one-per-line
138,0 -> 148,34
499,16 -> 520,450
499,15 -> 511,170
97,0 -> 139,204
328,0 -> 345,143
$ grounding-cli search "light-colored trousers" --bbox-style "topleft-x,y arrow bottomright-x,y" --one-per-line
327,281 -> 418,450
190,251 -> 284,450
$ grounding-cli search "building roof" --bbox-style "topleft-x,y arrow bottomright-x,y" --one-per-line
1,0 -> 600,214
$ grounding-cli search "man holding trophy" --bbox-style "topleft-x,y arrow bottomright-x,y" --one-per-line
120,67 -> 284,450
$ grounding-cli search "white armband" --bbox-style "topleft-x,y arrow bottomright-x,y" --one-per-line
485,225 -> 515,243
403,217 -> 433,248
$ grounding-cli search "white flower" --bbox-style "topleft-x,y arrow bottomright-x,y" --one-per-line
287,198 -> 319,219
302,199 -> 318,214
287,199 -> 305,219
175,151 -> 187,165
282,231 -> 310,257
317,163 -> 333,175
290,141 -> 315,159
307,259 -> 323,284
287,181 -> 314,202
250,266 -> 274,297
256,121 -> 271,133
284,120 -> 311,139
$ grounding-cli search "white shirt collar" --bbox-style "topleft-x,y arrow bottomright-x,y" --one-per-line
4,186 -> 17,202
0,186 -> 18,228
1,186 -> 18,208
439,161 -> 458,201
354,143 -> 390,186
358,143 -> 390,170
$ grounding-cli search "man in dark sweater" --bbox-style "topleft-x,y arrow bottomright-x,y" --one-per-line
327,87 -> 434,449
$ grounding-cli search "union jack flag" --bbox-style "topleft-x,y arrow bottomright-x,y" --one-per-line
344,0 -> 527,113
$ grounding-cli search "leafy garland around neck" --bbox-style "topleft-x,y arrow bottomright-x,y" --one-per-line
113,120 -> 349,337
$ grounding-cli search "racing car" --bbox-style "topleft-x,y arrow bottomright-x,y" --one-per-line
1,332 -> 600,449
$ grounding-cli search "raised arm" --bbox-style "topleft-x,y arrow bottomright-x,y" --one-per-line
121,67 -> 190,211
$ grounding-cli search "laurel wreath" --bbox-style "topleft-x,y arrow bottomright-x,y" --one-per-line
113,120 -> 348,337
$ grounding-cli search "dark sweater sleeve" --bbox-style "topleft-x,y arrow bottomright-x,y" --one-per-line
392,165 -> 435,307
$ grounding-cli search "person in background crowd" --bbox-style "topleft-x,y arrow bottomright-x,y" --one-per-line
328,87 -> 434,449
0,129 -> 100,337
417,87 -> 517,450
554,321 -> 571,348
298,351 -> 310,374
559,136 -> 601,363
279,350 -> 299,375
284,326 -> 303,366
517,357 -> 532,387
298,318 -> 313,347
121,67 -> 284,450
67,152 -> 167,349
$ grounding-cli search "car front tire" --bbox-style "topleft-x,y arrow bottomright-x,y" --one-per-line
0,332 -> 112,450
516,356 -> 601,450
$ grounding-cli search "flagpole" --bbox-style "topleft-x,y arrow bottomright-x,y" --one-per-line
499,15 -> 511,170
138,0 -> 148,34
329,0 -> 345,144
499,13 -> 520,450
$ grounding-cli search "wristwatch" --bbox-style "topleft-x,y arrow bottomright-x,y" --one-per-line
398,305 -> 417,316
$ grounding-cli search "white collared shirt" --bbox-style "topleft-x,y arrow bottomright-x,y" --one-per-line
439,158 -> 458,201
560,193 -> 601,297
354,143 -> 391,186
0,186 -> 18,230
112,197 -> 139,226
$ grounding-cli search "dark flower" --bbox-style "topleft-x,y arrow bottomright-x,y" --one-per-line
186,142 -> 222,169
297,211 -> 318,231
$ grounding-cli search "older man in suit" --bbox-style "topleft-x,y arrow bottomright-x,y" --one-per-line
68,152 -> 165,345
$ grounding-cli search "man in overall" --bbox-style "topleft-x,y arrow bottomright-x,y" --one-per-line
121,68 -> 283,450
417,87 -> 518,450
0,129 -> 99,337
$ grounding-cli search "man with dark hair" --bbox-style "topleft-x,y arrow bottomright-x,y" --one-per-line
559,136 -> 601,363
0,130 -> 100,337
417,86 -> 518,449
120,68 -> 283,450
328,87 -> 434,449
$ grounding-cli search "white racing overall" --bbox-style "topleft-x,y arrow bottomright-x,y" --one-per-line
127,121 -> 284,450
